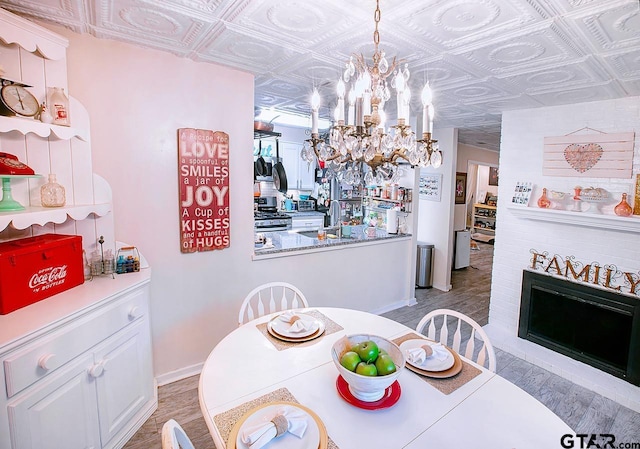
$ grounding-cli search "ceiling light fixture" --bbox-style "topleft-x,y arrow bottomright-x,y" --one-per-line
301,0 -> 441,186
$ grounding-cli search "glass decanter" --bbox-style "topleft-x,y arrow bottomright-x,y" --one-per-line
614,193 -> 632,217
537,188 -> 551,209
40,173 -> 66,207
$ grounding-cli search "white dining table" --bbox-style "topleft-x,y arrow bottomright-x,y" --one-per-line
199,307 -> 573,449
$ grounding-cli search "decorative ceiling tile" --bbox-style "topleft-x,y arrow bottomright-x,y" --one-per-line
0,0 -> 88,33
194,22 -> 301,73
528,79 -> 621,105
602,48 -> 640,79
457,23 -> 584,74
571,1 -> 640,52
92,0 -> 214,53
395,0 -> 544,49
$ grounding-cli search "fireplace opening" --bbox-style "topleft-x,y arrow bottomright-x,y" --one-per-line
519,270 -> 640,386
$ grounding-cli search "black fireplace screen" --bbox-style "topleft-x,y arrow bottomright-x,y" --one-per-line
519,270 -> 640,386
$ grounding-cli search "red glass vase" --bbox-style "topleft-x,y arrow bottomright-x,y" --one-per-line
614,193 -> 632,217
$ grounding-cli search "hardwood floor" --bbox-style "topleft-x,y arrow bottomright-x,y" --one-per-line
124,242 -> 640,448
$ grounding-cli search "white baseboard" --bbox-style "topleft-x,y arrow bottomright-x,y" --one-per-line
369,297 -> 417,315
155,362 -> 203,387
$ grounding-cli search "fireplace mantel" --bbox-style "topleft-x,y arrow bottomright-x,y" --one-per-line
508,206 -> 640,233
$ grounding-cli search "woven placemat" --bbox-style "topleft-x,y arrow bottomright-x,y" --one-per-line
256,310 -> 344,351
213,387 -> 339,449
393,333 -> 482,395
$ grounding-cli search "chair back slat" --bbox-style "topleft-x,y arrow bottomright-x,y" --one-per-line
463,328 -> 476,360
415,308 -> 497,372
452,319 -> 462,354
427,318 -> 437,341
439,315 -> 449,346
239,282 -> 310,326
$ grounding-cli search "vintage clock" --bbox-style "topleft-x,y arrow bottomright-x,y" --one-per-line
0,83 -> 40,117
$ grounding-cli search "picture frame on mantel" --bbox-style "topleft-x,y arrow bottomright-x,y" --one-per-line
455,172 -> 467,204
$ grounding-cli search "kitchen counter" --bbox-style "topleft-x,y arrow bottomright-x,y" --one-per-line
253,225 -> 411,259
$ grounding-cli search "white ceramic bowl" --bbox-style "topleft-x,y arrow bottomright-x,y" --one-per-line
331,334 -> 405,402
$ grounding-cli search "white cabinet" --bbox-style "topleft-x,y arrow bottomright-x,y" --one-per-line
281,141 -> 315,191
0,273 -> 155,449
0,13 -> 154,449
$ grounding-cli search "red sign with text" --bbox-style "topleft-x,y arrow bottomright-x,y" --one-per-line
178,128 -> 230,253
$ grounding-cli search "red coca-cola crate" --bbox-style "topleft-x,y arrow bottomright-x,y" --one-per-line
0,234 -> 84,315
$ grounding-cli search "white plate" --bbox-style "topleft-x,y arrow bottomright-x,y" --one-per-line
236,404 -> 320,449
399,339 -> 455,372
270,313 -> 320,338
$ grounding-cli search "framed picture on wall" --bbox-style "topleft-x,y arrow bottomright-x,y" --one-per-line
455,172 -> 467,204
419,172 -> 443,201
489,167 -> 499,186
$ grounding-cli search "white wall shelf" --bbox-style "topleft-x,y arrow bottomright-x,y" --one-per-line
508,205 -> 640,233
0,203 -> 111,231
0,115 -> 88,141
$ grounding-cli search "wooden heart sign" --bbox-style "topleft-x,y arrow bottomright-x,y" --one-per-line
563,143 -> 603,173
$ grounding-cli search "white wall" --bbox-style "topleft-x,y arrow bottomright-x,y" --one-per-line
51,25 -> 416,381
486,96 -> 640,410
416,128 -> 458,291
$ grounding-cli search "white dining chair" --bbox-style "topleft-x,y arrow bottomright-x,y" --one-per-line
161,419 -> 195,449
238,281 -> 309,326
415,308 -> 496,372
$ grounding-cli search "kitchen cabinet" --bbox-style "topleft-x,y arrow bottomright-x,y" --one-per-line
280,141 -> 315,191
471,203 -> 496,242
0,272 -> 155,449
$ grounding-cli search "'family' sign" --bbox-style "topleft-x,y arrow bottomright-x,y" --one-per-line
178,128 -> 230,253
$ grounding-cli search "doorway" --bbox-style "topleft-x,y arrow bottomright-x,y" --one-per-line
466,162 -> 498,245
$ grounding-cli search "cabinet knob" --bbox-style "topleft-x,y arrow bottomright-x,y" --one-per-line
128,305 -> 141,320
38,354 -> 56,371
88,362 -> 104,378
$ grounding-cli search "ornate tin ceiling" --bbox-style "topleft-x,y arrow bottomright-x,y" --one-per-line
1,0 -> 638,151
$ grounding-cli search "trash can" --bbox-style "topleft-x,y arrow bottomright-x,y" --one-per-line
416,242 -> 434,288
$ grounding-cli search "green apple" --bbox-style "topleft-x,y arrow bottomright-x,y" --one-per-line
375,354 -> 396,376
340,351 -> 361,372
353,340 -> 379,363
355,361 -> 378,376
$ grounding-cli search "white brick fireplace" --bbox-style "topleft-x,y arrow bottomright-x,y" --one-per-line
484,96 -> 640,412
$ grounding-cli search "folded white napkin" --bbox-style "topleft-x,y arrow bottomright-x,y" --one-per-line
278,311 -> 313,333
407,342 -> 449,366
240,406 -> 308,449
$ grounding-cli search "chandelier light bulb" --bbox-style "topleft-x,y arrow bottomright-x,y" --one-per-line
337,79 -> 346,98
347,89 -> 356,125
311,89 -> 320,134
421,83 -> 433,107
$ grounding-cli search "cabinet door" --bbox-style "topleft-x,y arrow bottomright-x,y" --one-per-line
94,322 -> 154,447
7,354 -> 101,449
297,157 -> 315,190
280,142 -> 300,189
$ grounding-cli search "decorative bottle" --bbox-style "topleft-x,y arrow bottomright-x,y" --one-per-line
40,173 -> 66,207
39,102 -> 53,124
48,87 -> 70,126
537,188 -> 551,209
614,193 -> 633,217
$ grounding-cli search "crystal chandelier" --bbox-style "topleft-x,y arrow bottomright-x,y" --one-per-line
300,0 -> 441,186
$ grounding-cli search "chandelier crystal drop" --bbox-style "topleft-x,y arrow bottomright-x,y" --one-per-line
303,0 -> 442,186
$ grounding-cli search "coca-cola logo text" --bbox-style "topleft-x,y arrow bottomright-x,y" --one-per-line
29,265 -> 68,291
